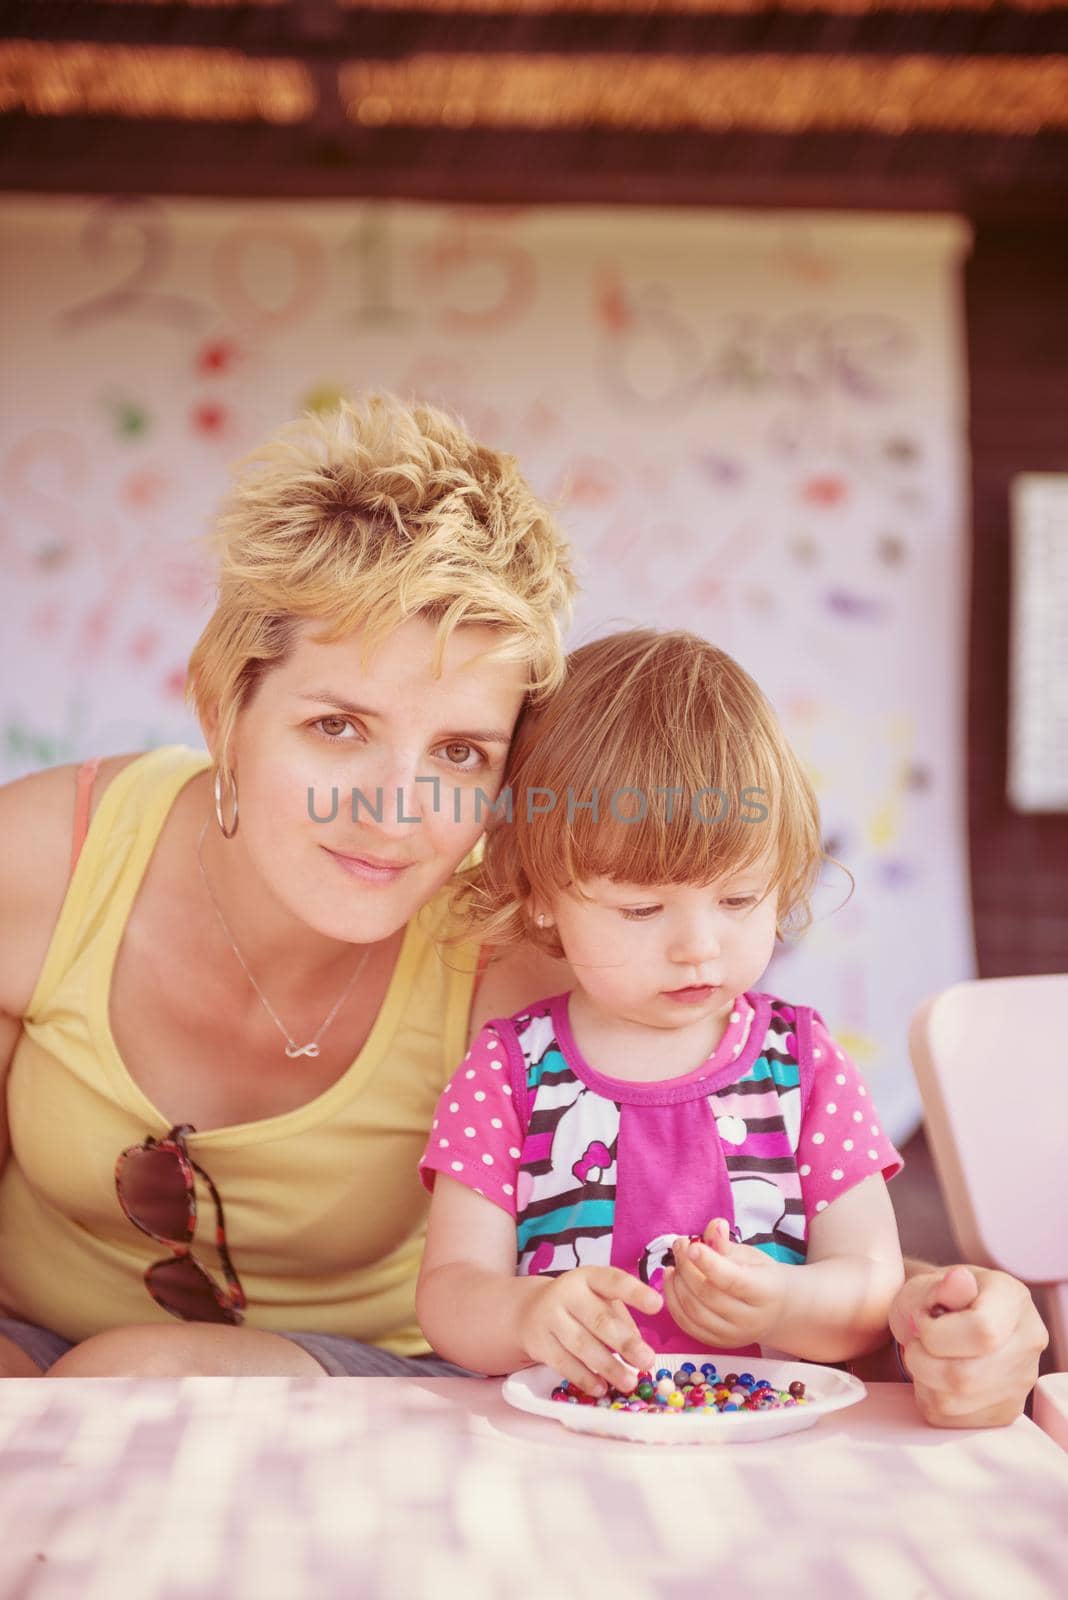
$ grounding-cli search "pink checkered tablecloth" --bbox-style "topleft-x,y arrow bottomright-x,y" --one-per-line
0,1378 -> 1066,1598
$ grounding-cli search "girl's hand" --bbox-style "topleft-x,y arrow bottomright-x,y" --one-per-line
663,1218 -> 792,1349
517,1266 -> 663,1397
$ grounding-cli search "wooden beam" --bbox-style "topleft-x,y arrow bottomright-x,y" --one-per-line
3,110 -> 1068,218
6,2 -> 1068,59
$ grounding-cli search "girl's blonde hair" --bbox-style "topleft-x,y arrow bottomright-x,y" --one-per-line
455,628 -> 842,955
187,394 -> 577,766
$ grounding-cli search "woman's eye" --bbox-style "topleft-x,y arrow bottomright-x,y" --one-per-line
436,741 -> 486,771
724,897 -> 756,909
314,716 -> 360,742
620,906 -> 661,920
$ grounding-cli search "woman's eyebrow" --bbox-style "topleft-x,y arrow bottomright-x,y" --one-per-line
295,690 -> 512,744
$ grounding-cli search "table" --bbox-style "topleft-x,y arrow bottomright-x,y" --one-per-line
1035,1372 -> 1068,1452
1,1378 -> 1066,1599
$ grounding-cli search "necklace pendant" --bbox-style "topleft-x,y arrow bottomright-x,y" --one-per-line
285,1041 -> 321,1059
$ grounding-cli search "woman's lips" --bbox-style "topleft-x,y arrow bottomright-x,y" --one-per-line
324,847 -> 414,885
662,985 -> 719,1005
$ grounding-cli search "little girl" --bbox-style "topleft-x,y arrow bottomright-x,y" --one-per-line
416,629 -> 905,1398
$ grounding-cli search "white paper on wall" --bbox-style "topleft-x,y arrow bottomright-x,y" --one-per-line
1008,473 -> 1068,813
0,197 -> 975,1145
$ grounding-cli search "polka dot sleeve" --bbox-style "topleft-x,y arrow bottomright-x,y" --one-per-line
796,1011 -> 904,1221
418,1024 -> 525,1216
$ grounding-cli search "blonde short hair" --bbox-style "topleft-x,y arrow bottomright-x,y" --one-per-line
187,394 -> 577,765
454,628 -> 843,954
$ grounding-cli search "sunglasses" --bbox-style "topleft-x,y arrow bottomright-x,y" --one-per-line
115,1123 -> 247,1325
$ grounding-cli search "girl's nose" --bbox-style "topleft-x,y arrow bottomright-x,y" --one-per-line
668,918 -> 722,966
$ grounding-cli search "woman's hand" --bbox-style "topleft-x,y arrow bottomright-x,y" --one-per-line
517,1267 -> 662,1397
890,1263 -> 1049,1428
663,1218 -> 791,1350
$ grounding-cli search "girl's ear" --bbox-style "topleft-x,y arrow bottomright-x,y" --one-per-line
525,895 -> 555,931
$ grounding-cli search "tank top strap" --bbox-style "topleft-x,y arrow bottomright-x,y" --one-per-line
26,745 -> 212,1025
69,757 -> 103,878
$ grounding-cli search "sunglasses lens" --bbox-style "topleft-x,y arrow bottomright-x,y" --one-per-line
117,1145 -> 193,1245
146,1256 -> 241,1324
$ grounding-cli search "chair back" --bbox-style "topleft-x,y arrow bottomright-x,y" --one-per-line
909,975 -> 1068,1369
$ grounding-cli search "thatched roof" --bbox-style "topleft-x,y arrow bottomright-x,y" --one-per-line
3,1 -> 1067,211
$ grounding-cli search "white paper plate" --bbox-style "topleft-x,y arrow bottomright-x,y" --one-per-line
502,1356 -> 866,1445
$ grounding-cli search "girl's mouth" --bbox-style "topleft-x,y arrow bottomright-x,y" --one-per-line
662,985 -> 719,1004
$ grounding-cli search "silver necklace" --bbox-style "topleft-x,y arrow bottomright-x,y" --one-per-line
196,819 -> 372,1059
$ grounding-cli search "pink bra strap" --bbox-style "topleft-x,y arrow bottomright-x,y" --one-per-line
69,757 -> 102,877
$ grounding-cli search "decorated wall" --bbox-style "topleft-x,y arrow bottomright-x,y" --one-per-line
0,197 -> 974,1143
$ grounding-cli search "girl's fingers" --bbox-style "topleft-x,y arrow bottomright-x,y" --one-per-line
545,1330 -> 609,1398
603,1298 -> 656,1369
571,1277 -> 656,1368
667,1248 -> 715,1307
584,1267 -> 663,1317
702,1217 -> 732,1252
566,1317 -> 647,1394
674,1237 -> 756,1304
663,1267 -> 732,1344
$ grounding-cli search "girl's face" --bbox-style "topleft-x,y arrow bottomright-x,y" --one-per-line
538,851 -> 780,1032
220,614 -> 529,946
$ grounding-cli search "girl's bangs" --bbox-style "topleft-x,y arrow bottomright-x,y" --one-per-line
559,799 -> 777,890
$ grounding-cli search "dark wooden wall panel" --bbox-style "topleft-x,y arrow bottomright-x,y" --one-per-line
966,222 -> 1068,977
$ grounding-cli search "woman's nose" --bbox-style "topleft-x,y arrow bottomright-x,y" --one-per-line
352,756 -> 430,838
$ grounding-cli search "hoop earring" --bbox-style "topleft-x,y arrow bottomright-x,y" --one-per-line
213,766 -> 239,839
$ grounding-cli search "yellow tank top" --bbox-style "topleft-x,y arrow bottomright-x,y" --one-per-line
0,745 -> 479,1351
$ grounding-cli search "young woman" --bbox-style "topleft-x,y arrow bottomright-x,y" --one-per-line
0,395 -> 1046,1425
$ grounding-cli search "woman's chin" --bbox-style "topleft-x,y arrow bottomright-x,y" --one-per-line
310,869 -> 447,946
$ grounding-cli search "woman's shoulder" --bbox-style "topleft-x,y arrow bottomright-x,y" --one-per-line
467,943 -> 575,1041
0,751 -> 143,1018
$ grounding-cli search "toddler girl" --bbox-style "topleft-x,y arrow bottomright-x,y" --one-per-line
417,629 -> 904,1397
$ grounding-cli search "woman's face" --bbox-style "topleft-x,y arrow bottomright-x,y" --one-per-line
222,615 -> 529,945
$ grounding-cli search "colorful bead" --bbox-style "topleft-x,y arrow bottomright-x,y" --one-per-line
549,1370 -> 811,1418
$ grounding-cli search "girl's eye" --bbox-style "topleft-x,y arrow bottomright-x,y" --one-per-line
724,896 -> 756,909
436,741 -> 487,772
313,716 -> 361,742
620,906 -> 661,920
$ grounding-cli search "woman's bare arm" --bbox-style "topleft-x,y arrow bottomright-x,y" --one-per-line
468,943 -> 576,1041
0,756 -> 137,1170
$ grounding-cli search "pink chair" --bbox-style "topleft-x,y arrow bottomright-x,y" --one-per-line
1033,1374 -> 1068,1451
909,975 -> 1068,1372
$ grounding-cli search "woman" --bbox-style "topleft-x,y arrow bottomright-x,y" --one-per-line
0,395 -> 1046,1423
